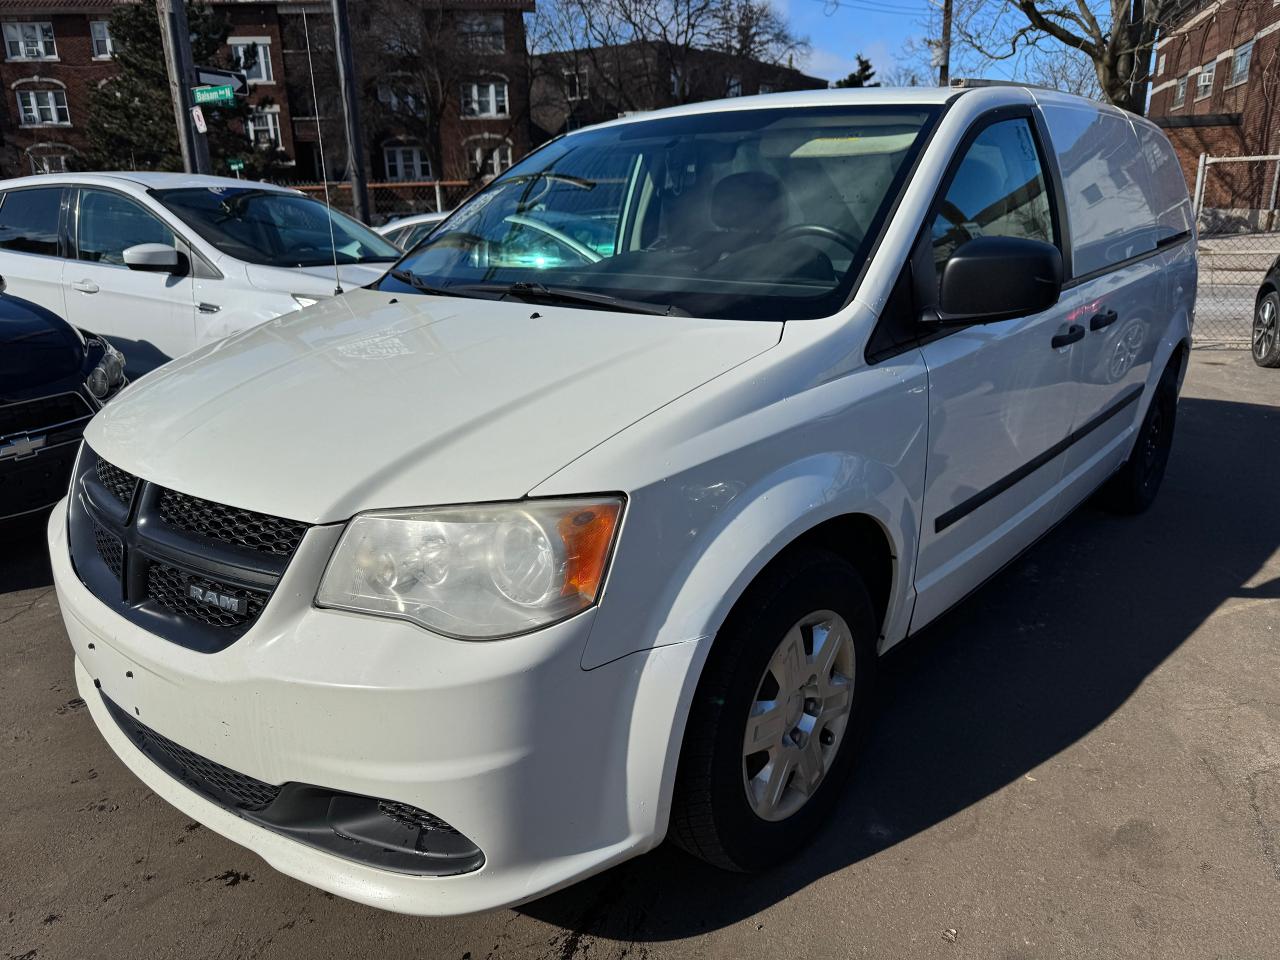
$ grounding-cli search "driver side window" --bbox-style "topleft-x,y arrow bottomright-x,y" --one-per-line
931,118 -> 1053,279
78,189 -> 174,266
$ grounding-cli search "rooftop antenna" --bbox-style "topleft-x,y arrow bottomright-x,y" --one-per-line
302,8 -> 343,295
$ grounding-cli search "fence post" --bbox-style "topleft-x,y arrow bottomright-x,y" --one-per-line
434,182 -> 443,212
1269,159 -> 1280,232
1193,152 -> 1207,223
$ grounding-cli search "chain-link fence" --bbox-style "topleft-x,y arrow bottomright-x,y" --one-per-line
1191,153 -> 1280,348
290,180 -> 476,226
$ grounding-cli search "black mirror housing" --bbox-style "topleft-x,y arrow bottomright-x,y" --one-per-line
933,235 -> 1063,324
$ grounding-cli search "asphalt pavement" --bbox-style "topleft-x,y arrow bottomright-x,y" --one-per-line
3,351 -> 1279,960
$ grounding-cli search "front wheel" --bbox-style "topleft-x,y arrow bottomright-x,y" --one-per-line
1254,291 -> 1280,368
669,549 -> 878,872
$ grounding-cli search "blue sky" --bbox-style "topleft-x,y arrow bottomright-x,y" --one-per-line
783,0 -> 934,83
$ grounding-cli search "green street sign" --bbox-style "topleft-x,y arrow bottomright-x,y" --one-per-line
228,158 -> 245,172
192,84 -> 234,105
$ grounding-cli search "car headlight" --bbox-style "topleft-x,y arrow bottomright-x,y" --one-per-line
316,497 -> 624,639
85,340 -> 126,400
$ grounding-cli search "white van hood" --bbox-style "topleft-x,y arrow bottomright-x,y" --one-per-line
86,288 -> 781,523
242,260 -> 391,294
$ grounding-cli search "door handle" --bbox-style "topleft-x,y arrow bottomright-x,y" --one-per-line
197,302 -> 220,314
1089,309 -> 1119,331
1051,324 -> 1085,349
71,279 -> 99,294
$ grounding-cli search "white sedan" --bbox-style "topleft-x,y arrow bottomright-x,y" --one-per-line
376,210 -> 450,250
0,172 -> 401,375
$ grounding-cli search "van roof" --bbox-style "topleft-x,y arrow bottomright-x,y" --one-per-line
574,84 -> 1122,135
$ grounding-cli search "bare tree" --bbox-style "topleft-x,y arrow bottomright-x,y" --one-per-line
951,0 -> 1174,113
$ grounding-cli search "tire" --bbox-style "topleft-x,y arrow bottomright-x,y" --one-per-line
1254,290 -> 1280,368
669,548 -> 878,872
1103,360 -> 1179,515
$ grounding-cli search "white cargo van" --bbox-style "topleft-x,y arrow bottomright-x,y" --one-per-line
50,85 -> 1195,915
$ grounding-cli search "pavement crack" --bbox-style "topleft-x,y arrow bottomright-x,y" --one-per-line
1245,761 -> 1280,882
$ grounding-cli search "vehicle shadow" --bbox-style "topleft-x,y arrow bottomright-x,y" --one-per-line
519,393 -> 1280,940
0,508 -> 54,593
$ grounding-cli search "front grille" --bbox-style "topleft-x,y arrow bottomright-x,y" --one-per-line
0,392 -> 92,439
93,522 -> 124,579
95,458 -> 137,507
378,800 -> 461,836
70,446 -> 312,653
146,562 -> 266,629
113,702 -> 281,811
157,488 -> 308,557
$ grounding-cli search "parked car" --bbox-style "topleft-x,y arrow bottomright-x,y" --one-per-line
50,85 -> 1195,916
0,173 -> 400,376
376,210 -> 450,250
1,280 -> 125,521
1253,257 -> 1280,366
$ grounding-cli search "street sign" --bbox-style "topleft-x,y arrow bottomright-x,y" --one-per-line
228,158 -> 245,172
192,84 -> 234,105
190,105 -> 207,134
193,66 -> 248,97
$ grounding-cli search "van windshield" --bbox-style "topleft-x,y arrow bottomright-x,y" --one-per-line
382,105 -> 938,320
152,187 -> 400,268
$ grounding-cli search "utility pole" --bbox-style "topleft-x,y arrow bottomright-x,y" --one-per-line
938,0 -> 953,86
331,0 -> 370,223
156,0 -> 210,174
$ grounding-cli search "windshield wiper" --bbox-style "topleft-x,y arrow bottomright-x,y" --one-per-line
388,269 -> 486,299
480,281 -> 687,317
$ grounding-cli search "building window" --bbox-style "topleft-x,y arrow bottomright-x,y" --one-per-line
247,108 -> 281,148
17,90 -> 69,126
231,39 -> 273,84
457,12 -> 504,53
377,82 -> 419,114
1229,40 -> 1253,87
461,80 -> 508,118
564,69 -> 588,101
1172,75 -> 1187,107
384,145 -> 430,181
90,20 -> 113,58
4,22 -> 56,60
468,139 -> 512,178
29,153 -> 66,174
726,75 -> 742,97
1195,61 -> 1214,100
1156,53 -> 1166,75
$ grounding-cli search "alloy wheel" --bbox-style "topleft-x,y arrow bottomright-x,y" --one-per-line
742,610 -> 856,822
1255,297 -> 1277,362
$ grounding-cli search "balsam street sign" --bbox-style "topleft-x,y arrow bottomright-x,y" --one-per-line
193,84 -> 234,105
228,158 -> 245,172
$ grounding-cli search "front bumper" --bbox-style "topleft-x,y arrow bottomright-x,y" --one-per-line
49,504 -> 697,915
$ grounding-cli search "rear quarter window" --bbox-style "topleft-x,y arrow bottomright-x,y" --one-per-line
1039,103 -> 1158,276
1134,122 -> 1193,242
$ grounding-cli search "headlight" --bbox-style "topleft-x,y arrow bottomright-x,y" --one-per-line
85,340 -> 126,400
316,497 -> 624,639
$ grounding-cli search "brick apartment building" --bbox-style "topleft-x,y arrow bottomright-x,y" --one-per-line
1146,0 -> 1280,220
531,42 -> 827,140
0,0 -> 535,184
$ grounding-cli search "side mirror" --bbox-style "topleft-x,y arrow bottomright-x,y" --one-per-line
123,243 -> 180,273
933,236 -> 1063,324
